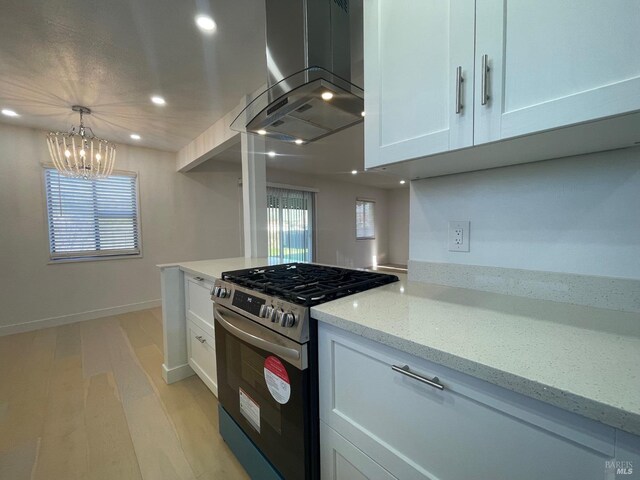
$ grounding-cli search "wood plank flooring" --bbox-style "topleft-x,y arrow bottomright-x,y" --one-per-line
0,308 -> 249,480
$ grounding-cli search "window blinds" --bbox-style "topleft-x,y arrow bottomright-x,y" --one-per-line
45,168 -> 141,260
356,199 -> 375,239
267,187 -> 314,263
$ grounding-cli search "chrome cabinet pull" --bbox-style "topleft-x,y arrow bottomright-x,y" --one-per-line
455,66 -> 464,114
392,364 -> 444,390
195,335 -> 206,344
481,54 -> 490,106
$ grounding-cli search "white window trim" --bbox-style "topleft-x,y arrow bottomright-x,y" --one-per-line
356,198 -> 376,240
41,164 -> 144,264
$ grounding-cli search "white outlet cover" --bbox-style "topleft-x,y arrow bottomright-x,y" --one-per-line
448,221 -> 470,252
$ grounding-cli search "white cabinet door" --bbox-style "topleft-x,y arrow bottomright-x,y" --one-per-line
321,422 -> 397,480
187,320 -> 217,396
319,323 -> 617,480
364,0 -> 475,169
475,0 -> 640,144
184,274 -> 215,335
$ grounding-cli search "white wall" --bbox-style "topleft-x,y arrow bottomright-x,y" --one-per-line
409,147 -> 640,279
387,187 -> 409,266
0,123 -> 243,330
266,169 -> 389,268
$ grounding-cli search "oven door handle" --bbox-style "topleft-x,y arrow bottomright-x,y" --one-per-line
214,305 -> 306,369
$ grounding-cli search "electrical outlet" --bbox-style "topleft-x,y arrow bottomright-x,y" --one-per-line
448,221 -> 470,252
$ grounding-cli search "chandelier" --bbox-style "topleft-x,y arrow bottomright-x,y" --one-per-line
46,105 -> 116,179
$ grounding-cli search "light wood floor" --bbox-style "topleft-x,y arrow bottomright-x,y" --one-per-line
0,308 -> 250,480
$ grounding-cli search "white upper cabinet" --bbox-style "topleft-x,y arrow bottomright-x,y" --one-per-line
364,0 -> 640,175
364,0 -> 475,169
475,0 -> 640,144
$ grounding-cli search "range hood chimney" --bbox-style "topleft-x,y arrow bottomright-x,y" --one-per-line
231,0 -> 364,144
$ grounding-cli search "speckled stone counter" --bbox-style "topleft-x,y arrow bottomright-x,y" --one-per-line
158,257 -> 278,282
311,277 -> 640,435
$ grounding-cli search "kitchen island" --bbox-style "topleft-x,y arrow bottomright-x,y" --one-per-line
159,257 -> 640,479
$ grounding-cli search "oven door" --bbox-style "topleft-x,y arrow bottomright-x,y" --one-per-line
214,304 -> 313,480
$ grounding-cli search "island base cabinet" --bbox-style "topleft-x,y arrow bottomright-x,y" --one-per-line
321,421 -> 397,480
187,320 -> 217,396
318,323 -> 626,480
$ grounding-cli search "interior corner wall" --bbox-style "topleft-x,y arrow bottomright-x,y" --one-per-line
266,169 -> 390,269
387,187 -> 410,266
0,123 -> 243,330
409,146 -> 640,279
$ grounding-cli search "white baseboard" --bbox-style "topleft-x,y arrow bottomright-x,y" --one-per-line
162,362 -> 195,384
0,299 -> 162,336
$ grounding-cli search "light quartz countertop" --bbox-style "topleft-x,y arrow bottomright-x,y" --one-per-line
159,257 -> 640,435
158,257 -> 277,282
311,276 -> 640,436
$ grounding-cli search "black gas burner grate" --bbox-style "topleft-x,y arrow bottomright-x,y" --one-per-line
221,263 -> 399,307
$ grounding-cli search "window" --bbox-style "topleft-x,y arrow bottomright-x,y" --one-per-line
267,187 -> 314,263
356,199 -> 375,239
44,168 -> 141,261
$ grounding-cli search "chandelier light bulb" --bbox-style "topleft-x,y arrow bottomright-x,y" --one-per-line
64,150 -> 71,158
95,153 -> 102,161
80,149 -> 86,157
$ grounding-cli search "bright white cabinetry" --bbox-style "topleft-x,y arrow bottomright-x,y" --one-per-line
184,273 -> 215,335
475,0 -> 640,144
364,0 -> 475,168
187,320 -> 217,396
364,0 -> 640,176
184,273 -> 218,395
318,323 -> 638,480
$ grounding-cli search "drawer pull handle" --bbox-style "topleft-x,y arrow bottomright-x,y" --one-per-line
195,335 -> 206,344
392,364 -> 444,390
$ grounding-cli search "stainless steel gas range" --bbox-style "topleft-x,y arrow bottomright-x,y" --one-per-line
211,263 -> 398,480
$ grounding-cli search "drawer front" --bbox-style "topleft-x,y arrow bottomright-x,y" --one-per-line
321,421 -> 398,480
187,321 -> 217,396
319,324 -> 615,480
185,274 -> 215,332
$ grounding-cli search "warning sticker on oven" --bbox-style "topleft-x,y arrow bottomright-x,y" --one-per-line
264,356 -> 291,404
239,387 -> 260,433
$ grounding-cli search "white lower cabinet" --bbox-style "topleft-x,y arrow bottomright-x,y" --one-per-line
187,320 -> 217,396
319,323 -> 637,480
321,421 -> 397,480
184,273 -> 215,334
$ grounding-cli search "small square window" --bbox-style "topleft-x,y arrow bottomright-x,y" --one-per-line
44,168 -> 141,261
356,199 -> 375,240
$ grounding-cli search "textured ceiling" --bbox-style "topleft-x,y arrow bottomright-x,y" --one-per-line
0,0 -> 267,151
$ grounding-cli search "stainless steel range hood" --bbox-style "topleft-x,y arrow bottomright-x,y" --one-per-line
230,0 -> 364,144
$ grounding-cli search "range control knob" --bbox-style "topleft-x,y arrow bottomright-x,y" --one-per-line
274,309 -> 284,324
259,304 -> 269,318
280,312 -> 296,328
213,286 -> 221,297
266,306 -> 276,321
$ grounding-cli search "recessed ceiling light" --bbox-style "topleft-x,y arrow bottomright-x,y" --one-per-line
400,180 -> 406,184
267,151 -> 276,158
130,134 -> 141,140
321,91 -> 334,101
195,15 -> 216,32
294,139 -> 304,145
151,96 -> 166,105
257,129 -> 267,135
351,170 -> 357,175
1,109 -> 19,117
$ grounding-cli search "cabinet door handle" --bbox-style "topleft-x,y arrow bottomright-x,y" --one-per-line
194,276 -> 204,282
392,364 -> 444,390
195,335 -> 206,344
455,66 -> 464,114
481,54 -> 490,106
